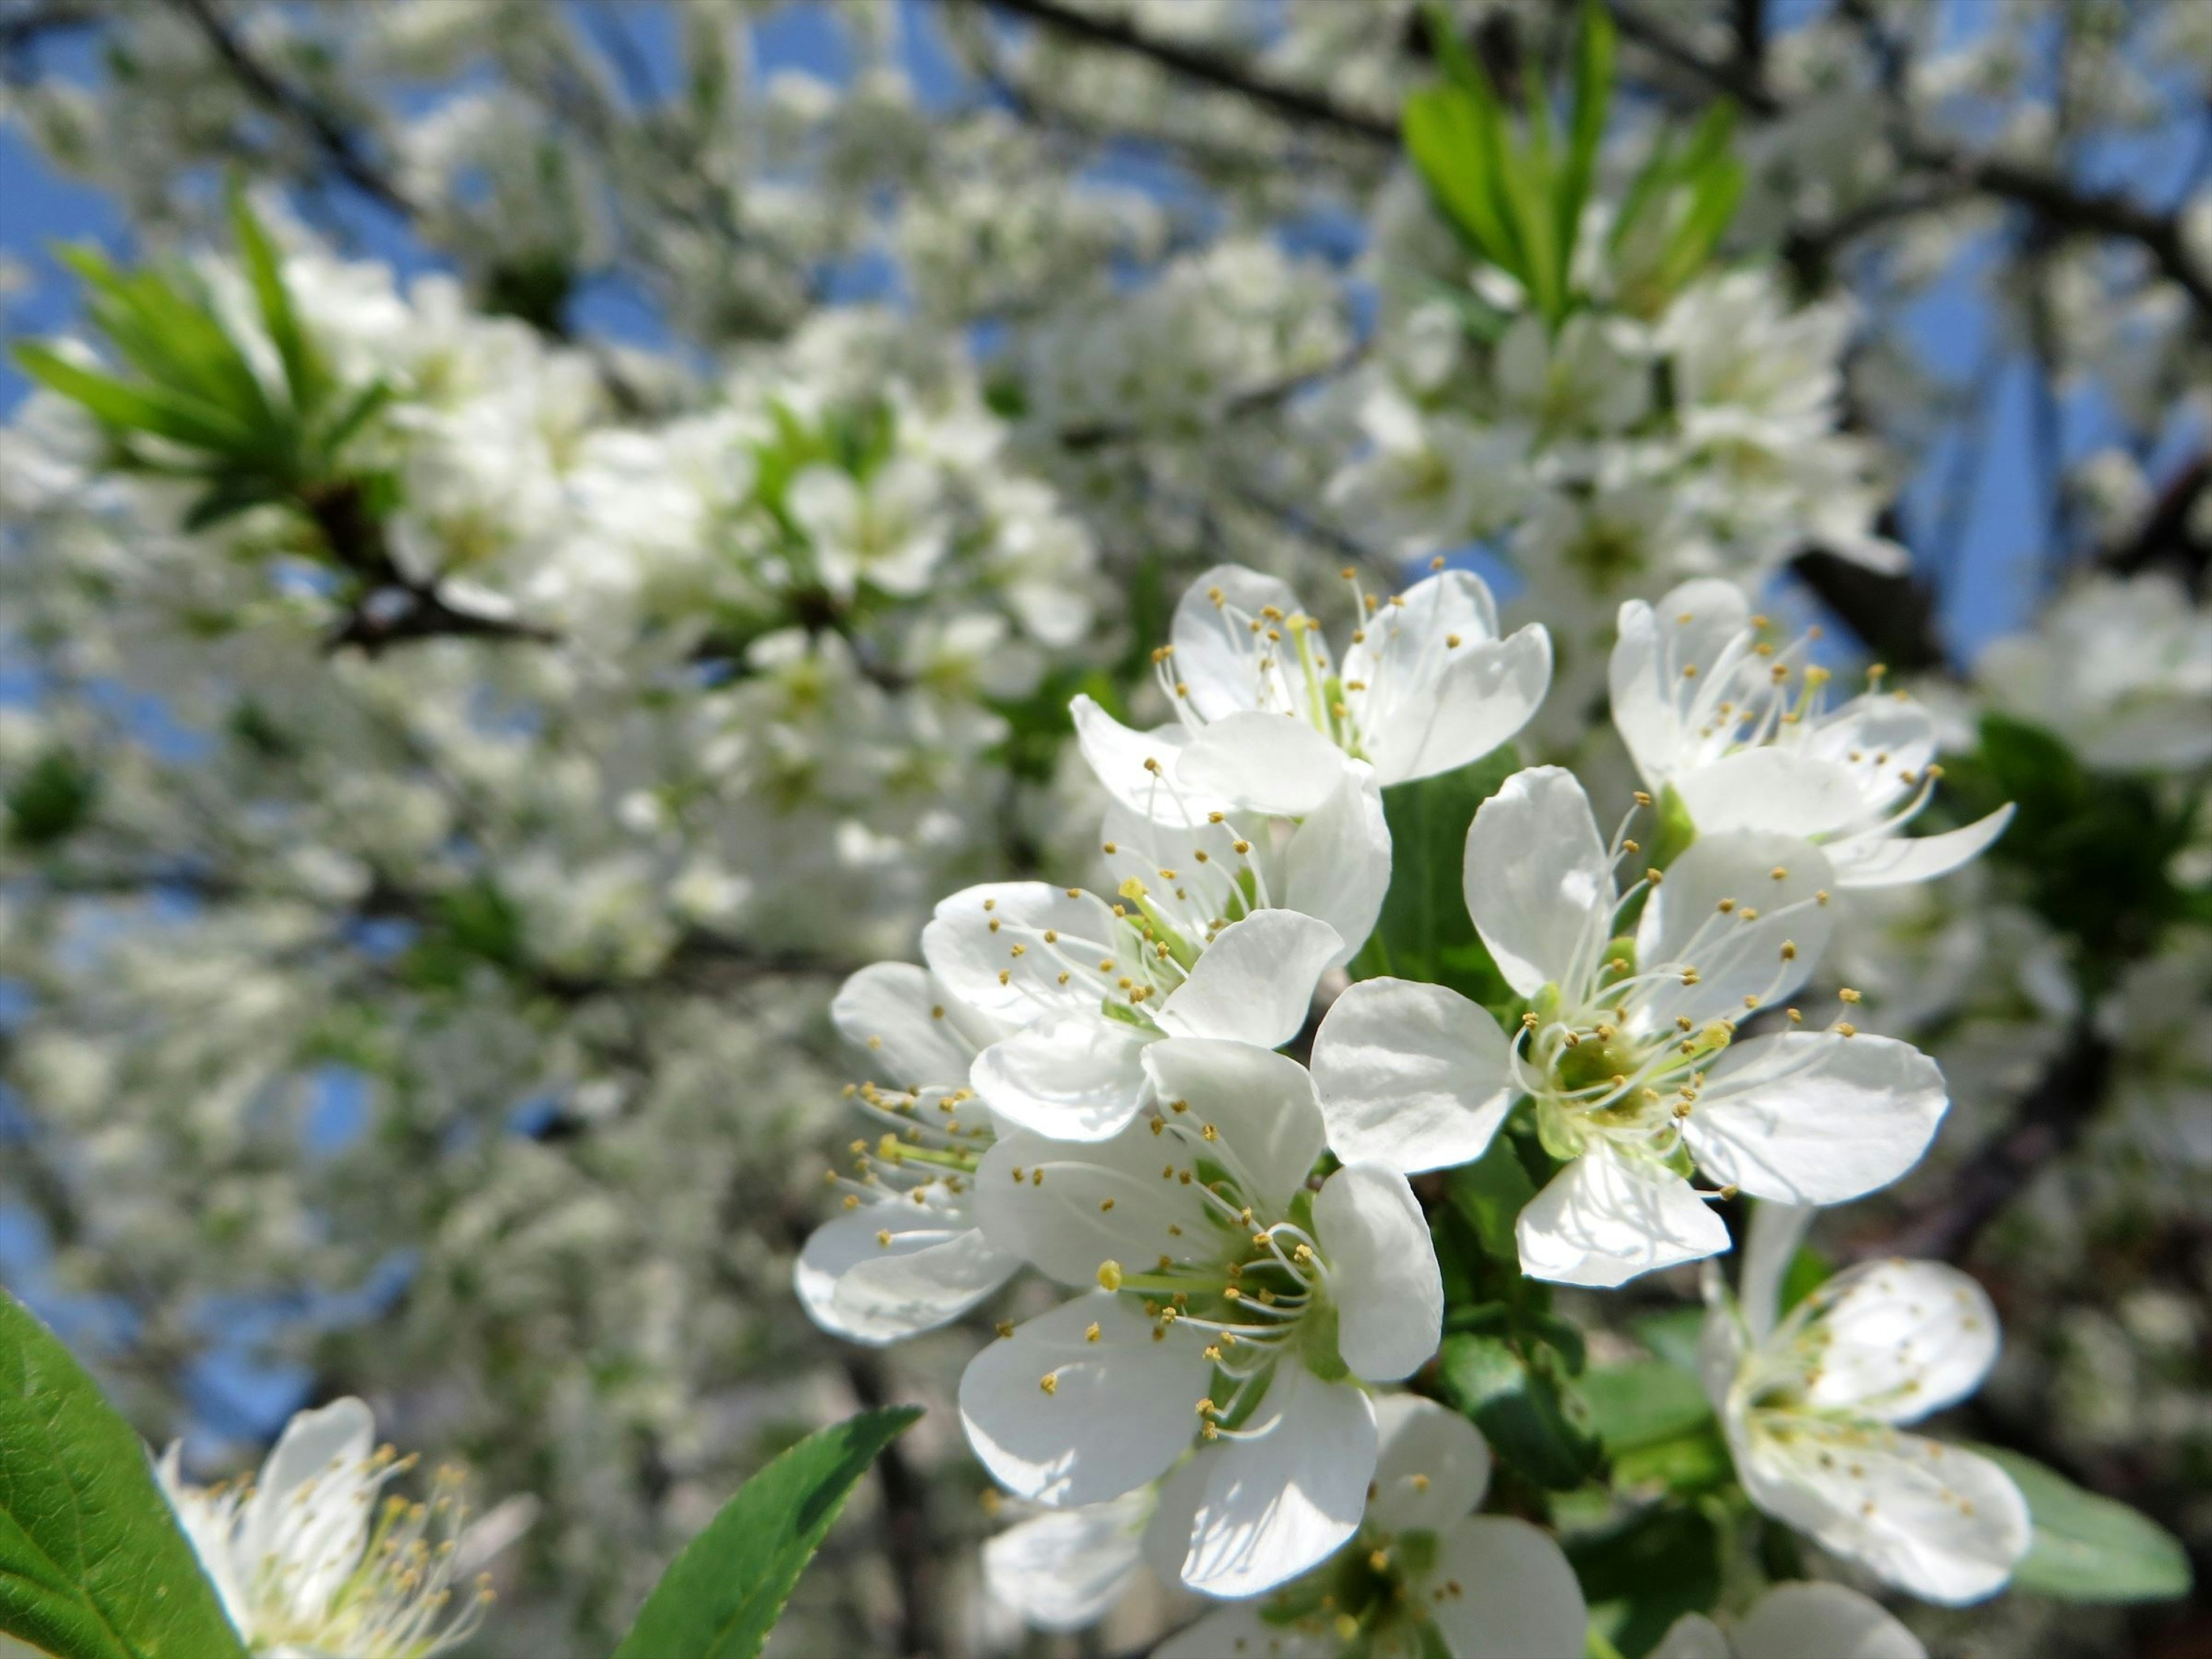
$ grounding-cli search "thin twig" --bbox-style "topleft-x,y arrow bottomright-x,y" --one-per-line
976,0 -> 1396,144
165,0 -> 419,218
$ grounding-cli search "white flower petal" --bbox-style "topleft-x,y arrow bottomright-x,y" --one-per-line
1635,831 -> 1835,1027
982,1492 -> 1151,1633
976,1125 -> 1213,1287
1675,749 -> 1869,840
1313,1164 -> 1443,1382
1368,1393 -> 1491,1535
1730,1583 -> 1926,1659
1139,1453 -> 1209,1589
1178,1368 -> 1377,1597
1156,910 -> 1341,1047
1826,805 -> 2014,888
1802,1259 -> 2002,1423
1463,766 -> 1613,998
922,881 -> 1120,1022
1425,1515 -> 1589,1659
796,1205 -> 1018,1344
1180,712 -> 1354,817
831,963 -> 1003,1090
960,1296 -> 1210,1508
1517,1142 -> 1730,1287
239,1397 -> 377,1612
1141,1039 -> 1327,1211
1738,1200 -> 1816,1346
1100,801 -> 1246,931
1070,694 -> 1224,828
1309,978 -> 1515,1175
1172,564 -> 1312,724
1738,1422 -> 2029,1605
1609,581 -> 1756,789
1683,1032 -> 1946,1207
971,1013 -> 1157,1141
1356,586 -> 1551,786
1649,1613 -> 1734,1659
1801,695 -> 1940,812
1283,765 -> 1393,968
1156,1605 -> 1334,1659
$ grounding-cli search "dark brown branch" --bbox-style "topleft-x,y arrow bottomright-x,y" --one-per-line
1909,141 -> 2212,327
165,0 -> 419,218
1608,1 -> 1778,114
977,0 -> 1396,145
1788,547 -> 1947,673
839,1351 -> 937,1659
1879,1022 -> 2112,1264
2101,454 -> 2212,593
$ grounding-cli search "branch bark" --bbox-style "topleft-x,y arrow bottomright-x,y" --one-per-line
978,0 -> 1396,145
1878,1021 -> 2113,1264
1789,547 -> 1948,673
166,0 -> 419,218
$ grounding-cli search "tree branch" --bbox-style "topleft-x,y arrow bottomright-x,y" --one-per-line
165,0 -> 419,219
1607,1 -> 1778,114
976,0 -> 1396,145
2101,453 -> 2212,592
1877,1021 -> 2113,1264
1788,547 -> 1947,673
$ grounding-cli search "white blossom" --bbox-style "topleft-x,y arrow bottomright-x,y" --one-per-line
1702,1205 -> 2031,1605
921,862 -> 1355,1140
1312,767 -> 1947,1286
1156,1395 -> 1588,1659
1612,578 -> 2013,887
794,963 -> 1021,1344
1074,562 -> 1550,823
1652,1582 -> 1925,1659
959,1037 -> 1441,1597
1974,572 -> 2212,771
157,1398 -> 501,1658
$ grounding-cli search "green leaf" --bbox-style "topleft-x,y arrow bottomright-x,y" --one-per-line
1967,1445 -> 2192,1603
1578,1361 -> 1712,1455
1405,88 -> 1512,273
6,750 -> 98,848
13,345 -> 257,454
1631,1306 -> 1706,1377
59,251 -> 276,441
613,1406 -> 922,1659
1433,1334 -> 1600,1491
229,183 -> 326,421
1350,745 -> 1518,1009
1446,1135 -> 1537,1261
0,1289 -> 249,1659
1556,1 -> 1616,286
1569,1502 -> 1722,1658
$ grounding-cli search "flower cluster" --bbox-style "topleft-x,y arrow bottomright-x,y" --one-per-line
802,559 -> 2025,1643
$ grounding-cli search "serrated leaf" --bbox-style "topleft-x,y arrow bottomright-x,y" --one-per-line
1967,1445 -> 2191,1603
0,1289 -> 249,1659
612,1406 -> 922,1659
